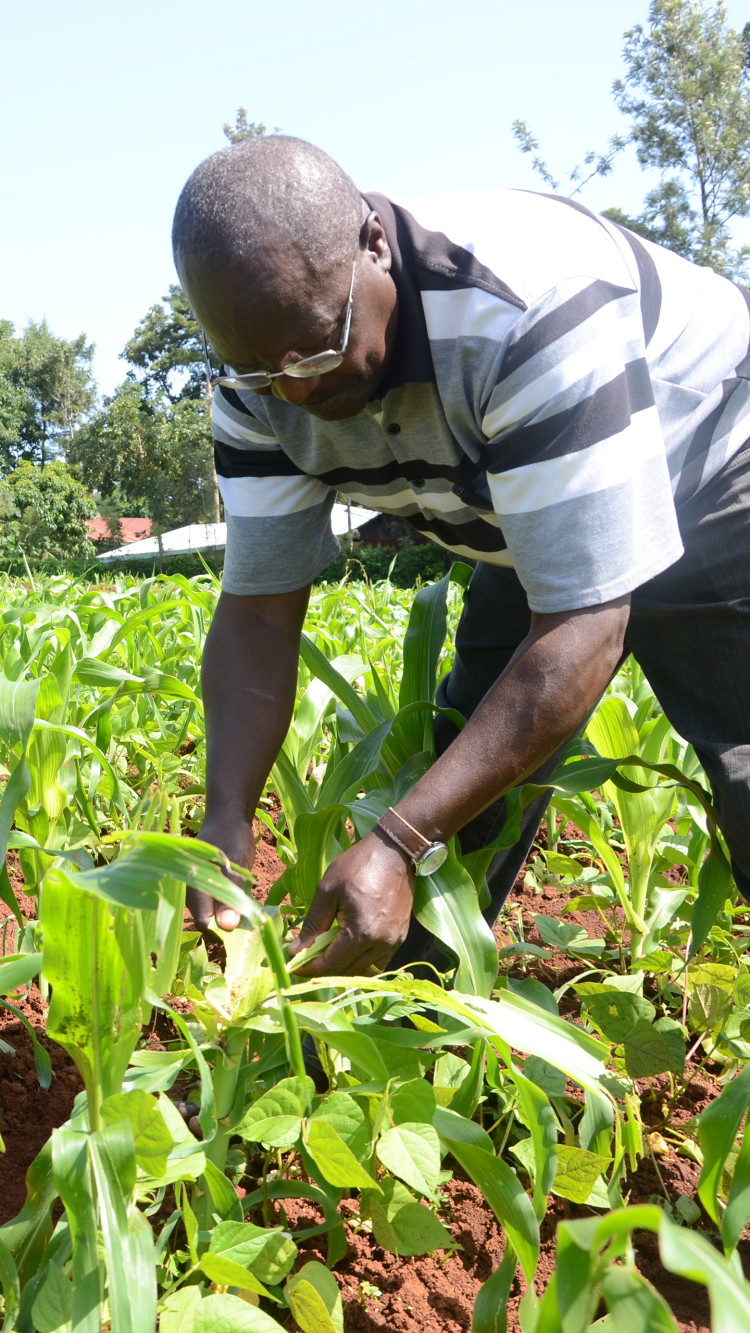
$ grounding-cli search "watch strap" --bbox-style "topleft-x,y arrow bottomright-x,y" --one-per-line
377,807 -> 432,863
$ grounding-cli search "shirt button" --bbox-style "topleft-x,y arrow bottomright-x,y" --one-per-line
413,477 -> 425,489
452,483 -> 464,496
387,422 -> 401,435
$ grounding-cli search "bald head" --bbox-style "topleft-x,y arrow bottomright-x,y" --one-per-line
172,137 -> 398,422
172,135 -> 365,286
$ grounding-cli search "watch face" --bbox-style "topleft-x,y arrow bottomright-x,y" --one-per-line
417,843 -> 449,876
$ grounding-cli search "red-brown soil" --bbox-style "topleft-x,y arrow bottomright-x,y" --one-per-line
0,854 -> 83,1220
0,822 -> 741,1331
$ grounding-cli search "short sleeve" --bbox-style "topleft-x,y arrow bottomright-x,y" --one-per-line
481,276 -> 684,612
212,386 -> 339,595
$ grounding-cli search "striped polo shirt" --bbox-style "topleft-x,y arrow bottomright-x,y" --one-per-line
212,189 -> 750,612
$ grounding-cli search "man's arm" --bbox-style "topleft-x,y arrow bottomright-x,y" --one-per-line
289,594 -> 630,975
191,585 -> 311,930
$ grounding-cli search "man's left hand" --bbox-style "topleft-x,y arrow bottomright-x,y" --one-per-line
287,829 -> 414,976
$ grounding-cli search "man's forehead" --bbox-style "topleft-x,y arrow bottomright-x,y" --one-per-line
194,268 -> 346,368
187,246 -> 344,324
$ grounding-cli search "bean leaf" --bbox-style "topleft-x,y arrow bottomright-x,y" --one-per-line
209,1220 -> 281,1268
552,1146 -> 612,1204
100,1090 -> 174,1177
624,1018 -> 683,1078
236,1077 -> 313,1148
310,1091 -> 370,1160
581,991 -> 655,1045
377,1122 -> 441,1198
287,1260 -> 344,1333
198,1253 -> 274,1299
306,1119 -> 380,1191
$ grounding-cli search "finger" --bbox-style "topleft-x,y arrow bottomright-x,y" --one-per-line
297,929 -> 375,978
186,886 -> 215,932
214,900 -> 241,931
349,945 -> 395,976
287,893 -> 338,956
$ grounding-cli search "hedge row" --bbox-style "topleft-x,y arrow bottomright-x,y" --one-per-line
314,542 -> 465,587
0,544 -> 467,588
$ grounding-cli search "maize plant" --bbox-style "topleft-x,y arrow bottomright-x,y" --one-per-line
0,567 -> 746,1331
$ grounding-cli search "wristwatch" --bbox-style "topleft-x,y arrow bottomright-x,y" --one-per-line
376,807 -> 448,877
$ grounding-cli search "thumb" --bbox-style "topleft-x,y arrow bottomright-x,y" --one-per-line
215,902 -> 241,931
287,890 -> 337,956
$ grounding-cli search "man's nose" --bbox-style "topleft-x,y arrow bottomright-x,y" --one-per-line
272,373 -> 324,405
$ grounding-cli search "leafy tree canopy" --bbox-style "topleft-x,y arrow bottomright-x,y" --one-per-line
615,0 -> 750,272
513,0 -> 750,277
222,105 -> 280,144
70,380 -> 215,534
120,284 -> 209,403
0,460 -> 96,560
0,319 -> 96,469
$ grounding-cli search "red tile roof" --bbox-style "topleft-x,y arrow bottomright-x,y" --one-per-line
87,517 -> 153,544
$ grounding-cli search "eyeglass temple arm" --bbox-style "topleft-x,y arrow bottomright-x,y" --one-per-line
201,330 -> 215,387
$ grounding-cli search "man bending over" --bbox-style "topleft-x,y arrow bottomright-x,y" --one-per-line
172,135 -> 750,976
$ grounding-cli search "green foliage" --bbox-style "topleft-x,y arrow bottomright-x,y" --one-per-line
316,540 -> 460,588
222,105 -> 278,144
70,378 -> 215,530
0,318 -> 96,469
0,568 -> 742,1333
533,1203 -> 750,1331
120,284 -> 210,404
512,0 -> 750,277
0,459 -> 95,560
615,0 -> 750,274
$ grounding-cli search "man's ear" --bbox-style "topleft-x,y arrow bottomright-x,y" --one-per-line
362,213 -> 392,273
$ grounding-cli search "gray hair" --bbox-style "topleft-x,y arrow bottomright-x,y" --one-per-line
172,136 -> 365,283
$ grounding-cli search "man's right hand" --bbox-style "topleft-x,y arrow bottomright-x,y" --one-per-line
188,816 -> 257,932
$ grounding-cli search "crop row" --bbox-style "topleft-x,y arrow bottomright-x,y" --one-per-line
0,565 -> 748,1331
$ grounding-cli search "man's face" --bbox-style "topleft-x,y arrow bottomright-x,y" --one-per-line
180,216 -> 398,421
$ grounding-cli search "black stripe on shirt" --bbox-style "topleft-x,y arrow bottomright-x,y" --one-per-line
406,511 -> 508,553
215,385 -> 268,420
530,194 -> 663,349
732,283 -> 750,379
485,358 -> 654,472
214,439 -> 462,490
609,224 -> 662,347
214,441 -> 305,478
674,378 -> 740,508
310,458 -> 461,489
498,279 -> 636,385
364,193 -> 439,391
366,193 -> 526,309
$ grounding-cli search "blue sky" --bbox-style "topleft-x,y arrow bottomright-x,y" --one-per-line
2,0 -> 748,396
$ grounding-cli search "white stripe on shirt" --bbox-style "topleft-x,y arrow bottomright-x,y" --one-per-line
219,473 -> 330,517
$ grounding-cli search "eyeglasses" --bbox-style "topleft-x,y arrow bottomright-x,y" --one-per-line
201,221 -> 368,393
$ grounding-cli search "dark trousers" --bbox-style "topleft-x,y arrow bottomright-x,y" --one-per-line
390,437 -> 750,970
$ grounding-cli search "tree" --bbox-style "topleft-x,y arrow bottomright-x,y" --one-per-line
0,321 -> 31,464
115,289 -> 219,517
121,284 -> 209,404
615,0 -> 750,273
70,379 -> 216,535
0,319 -> 96,469
512,0 -> 750,277
0,460 -> 96,560
601,180 -> 696,258
222,105 -> 280,145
